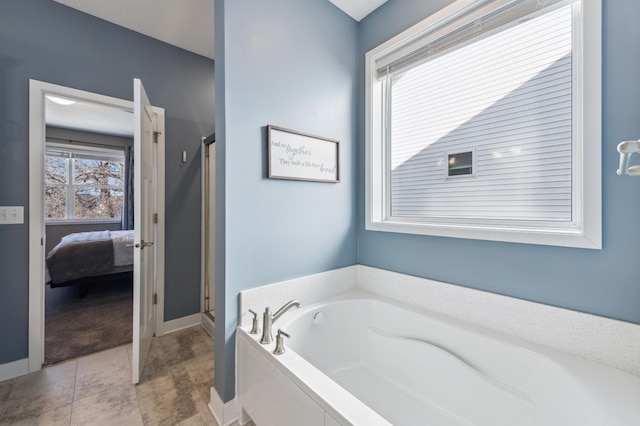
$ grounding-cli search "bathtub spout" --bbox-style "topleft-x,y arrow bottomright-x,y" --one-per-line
273,299 -> 302,322
260,300 -> 301,344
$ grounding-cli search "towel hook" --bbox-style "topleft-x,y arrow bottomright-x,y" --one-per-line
617,140 -> 640,176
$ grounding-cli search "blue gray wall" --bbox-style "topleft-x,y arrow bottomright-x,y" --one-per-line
214,0 -> 358,401
357,0 -> 640,325
0,0 -> 214,365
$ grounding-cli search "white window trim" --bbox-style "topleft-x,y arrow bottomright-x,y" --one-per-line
365,0 -> 601,249
44,142 -> 126,222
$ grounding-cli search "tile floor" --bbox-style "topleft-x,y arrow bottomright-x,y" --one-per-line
0,326 -> 251,426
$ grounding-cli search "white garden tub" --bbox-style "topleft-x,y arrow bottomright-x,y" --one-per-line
237,290 -> 640,425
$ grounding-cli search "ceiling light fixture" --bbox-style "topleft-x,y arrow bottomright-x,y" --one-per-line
46,95 -> 77,106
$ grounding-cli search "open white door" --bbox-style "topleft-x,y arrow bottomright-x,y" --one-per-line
132,79 -> 156,384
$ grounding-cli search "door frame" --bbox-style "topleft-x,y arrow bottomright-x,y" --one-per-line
200,135 -> 215,336
28,79 -> 165,372
201,136 -> 215,312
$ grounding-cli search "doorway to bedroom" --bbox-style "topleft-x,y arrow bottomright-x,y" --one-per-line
29,80 -> 166,383
43,111 -> 135,365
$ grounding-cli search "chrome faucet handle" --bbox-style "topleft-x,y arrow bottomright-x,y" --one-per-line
273,329 -> 290,355
260,307 -> 273,344
248,309 -> 260,335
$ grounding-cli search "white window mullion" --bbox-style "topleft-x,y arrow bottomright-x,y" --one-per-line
67,158 -> 75,219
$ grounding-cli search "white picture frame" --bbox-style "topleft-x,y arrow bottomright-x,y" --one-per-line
267,125 -> 340,183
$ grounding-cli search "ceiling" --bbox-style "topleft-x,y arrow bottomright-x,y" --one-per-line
328,0 -> 389,21
48,0 -> 387,136
53,0 -> 388,61
53,0 -> 216,59
46,96 -> 134,138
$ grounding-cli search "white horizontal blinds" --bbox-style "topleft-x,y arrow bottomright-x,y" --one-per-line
46,143 -> 124,160
377,0 -> 568,78
388,3 -> 573,222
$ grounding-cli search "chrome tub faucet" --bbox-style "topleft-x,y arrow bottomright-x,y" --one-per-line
260,299 -> 301,344
273,329 -> 290,355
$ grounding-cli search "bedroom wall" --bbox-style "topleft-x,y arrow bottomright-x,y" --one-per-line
0,0 -> 214,365
44,127 -> 131,254
46,127 -> 133,149
357,0 -> 640,325
214,0 -> 358,402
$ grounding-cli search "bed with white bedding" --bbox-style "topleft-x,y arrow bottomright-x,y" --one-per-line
45,230 -> 134,288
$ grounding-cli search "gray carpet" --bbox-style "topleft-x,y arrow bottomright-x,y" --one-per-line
45,279 -> 133,365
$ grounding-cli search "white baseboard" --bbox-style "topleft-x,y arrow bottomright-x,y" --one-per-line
208,386 -> 237,426
0,358 -> 29,382
201,313 -> 215,338
160,313 -> 201,336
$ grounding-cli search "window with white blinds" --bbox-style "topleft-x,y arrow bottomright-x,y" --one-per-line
45,143 -> 125,221
365,0 -> 602,248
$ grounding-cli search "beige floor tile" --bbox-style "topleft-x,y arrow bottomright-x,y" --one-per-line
140,339 -> 171,383
136,354 -> 213,425
170,392 -> 208,425
0,403 -> 72,426
157,326 -> 213,367
174,353 -> 214,392
74,345 -> 131,400
174,410 -> 217,426
136,370 -> 178,425
0,378 -> 16,402
71,383 -> 143,426
0,361 -> 76,423
229,421 -> 256,426
168,354 -> 215,424
0,326 -> 216,426
9,360 -> 76,399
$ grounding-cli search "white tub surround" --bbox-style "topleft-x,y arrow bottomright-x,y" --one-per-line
238,265 -> 358,329
237,291 -> 640,426
240,265 -> 640,377
236,264 -> 640,425
356,266 -> 640,377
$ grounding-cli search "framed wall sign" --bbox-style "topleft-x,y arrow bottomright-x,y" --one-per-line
267,125 -> 340,183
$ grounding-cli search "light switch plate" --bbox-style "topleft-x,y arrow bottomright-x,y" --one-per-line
0,206 -> 24,224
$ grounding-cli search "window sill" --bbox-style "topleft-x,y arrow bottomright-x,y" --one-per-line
45,219 -> 121,226
365,219 -> 602,250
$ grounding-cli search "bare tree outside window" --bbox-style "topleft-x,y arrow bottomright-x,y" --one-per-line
45,145 -> 125,220
45,156 -> 68,219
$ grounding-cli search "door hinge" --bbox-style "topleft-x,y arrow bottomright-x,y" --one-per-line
153,131 -> 160,143
153,293 -> 158,305
153,213 -> 158,224
41,237 -> 44,246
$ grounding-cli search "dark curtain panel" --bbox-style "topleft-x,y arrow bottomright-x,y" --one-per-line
121,146 -> 134,230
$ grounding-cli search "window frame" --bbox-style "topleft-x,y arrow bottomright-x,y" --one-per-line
445,149 -> 476,180
365,0 -> 601,249
44,142 -> 126,224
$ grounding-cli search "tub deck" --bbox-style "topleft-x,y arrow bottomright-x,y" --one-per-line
331,365 -> 471,426
238,290 -> 640,426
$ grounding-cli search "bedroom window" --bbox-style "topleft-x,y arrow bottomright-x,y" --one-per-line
365,0 -> 602,248
45,143 -> 126,221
